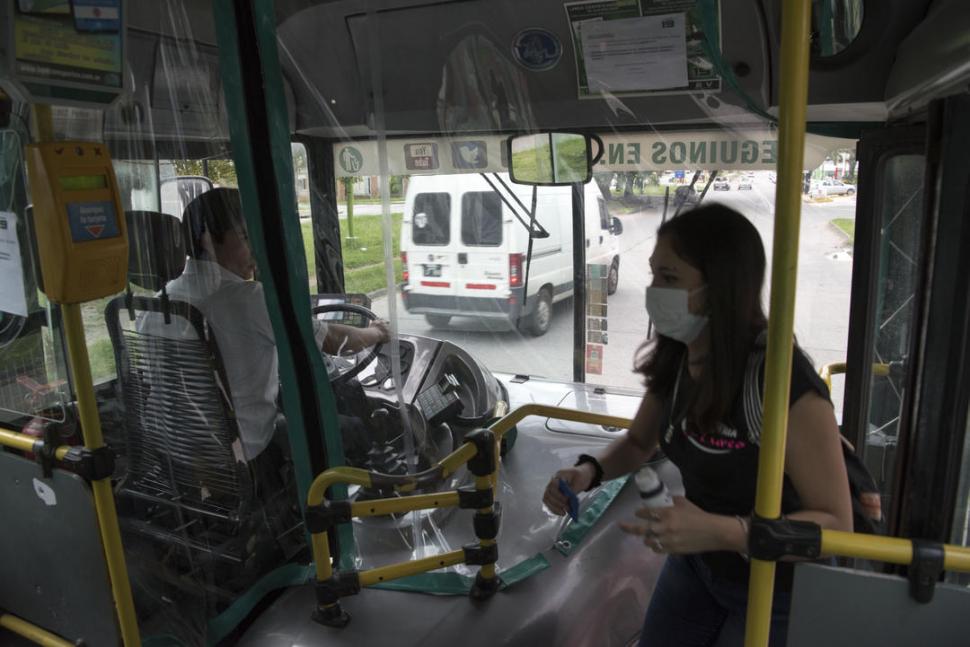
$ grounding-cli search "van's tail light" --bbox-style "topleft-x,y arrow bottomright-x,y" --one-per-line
401,252 -> 409,283
509,253 -> 523,287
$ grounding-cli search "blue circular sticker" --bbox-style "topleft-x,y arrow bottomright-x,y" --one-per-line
512,28 -> 562,72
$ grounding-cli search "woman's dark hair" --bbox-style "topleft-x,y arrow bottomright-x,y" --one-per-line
636,203 -> 768,433
183,188 -> 245,259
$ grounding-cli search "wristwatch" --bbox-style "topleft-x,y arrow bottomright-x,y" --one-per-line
574,454 -> 604,491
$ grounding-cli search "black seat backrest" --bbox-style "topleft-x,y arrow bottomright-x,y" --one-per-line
106,210 -> 252,519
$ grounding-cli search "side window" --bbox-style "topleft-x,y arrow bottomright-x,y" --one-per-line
861,153 -> 925,511
461,191 -> 502,246
412,193 -> 450,245
597,197 -> 610,230
113,160 -> 160,212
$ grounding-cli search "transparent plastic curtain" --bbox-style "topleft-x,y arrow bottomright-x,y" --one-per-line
0,0 -> 867,641
0,2 -> 306,644
0,106 -> 68,426
276,0 -> 595,578
272,0 -> 863,587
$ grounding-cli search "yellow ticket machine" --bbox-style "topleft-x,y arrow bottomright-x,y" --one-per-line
25,141 -> 128,304
21,135 -> 140,646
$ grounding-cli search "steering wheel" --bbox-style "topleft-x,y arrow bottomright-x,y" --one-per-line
312,302 -> 383,387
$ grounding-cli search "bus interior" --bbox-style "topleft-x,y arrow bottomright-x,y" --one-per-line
1,0 -> 970,645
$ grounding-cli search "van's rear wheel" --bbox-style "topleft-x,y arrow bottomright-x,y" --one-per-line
521,288 -> 552,337
607,259 -> 619,295
425,314 -> 451,328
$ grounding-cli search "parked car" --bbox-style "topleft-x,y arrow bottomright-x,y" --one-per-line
713,177 -> 730,191
814,179 -> 856,196
400,174 -> 621,336
737,179 -> 753,190
673,185 -> 699,206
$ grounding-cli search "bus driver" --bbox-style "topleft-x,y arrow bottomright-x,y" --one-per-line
140,188 -> 389,462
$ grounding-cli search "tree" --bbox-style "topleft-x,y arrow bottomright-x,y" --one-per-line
594,172 -> 614,199
172,158 -> 238,187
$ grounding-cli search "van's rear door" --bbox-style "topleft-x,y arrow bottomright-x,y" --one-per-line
409,191 -> 457,298
454,191 -> 509,306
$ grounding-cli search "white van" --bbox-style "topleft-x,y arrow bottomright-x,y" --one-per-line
400,173 -> 622,336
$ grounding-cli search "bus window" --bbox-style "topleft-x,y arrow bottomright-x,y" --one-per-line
461,192 -> 503,247
113,160 -> 159,212
411,193 -> 451,245
861,153 -> 926,510
812,0 -> 865,58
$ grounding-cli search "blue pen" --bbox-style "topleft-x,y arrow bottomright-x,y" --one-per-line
558,478 -> 580,521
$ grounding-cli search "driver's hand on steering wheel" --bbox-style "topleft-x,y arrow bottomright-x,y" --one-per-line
369,319 -> 391,344
325,320 -> 389,354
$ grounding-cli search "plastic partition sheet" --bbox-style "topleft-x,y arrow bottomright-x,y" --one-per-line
0,109 -> 71,426
1,0 -> 868,643
2,2 -> 320,645
278,0 -> 856,589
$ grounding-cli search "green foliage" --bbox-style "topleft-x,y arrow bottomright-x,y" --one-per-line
172,159 -> 238,187
300,214 -> 403,295
831,218 -> 855,244
89,337 -> 117,382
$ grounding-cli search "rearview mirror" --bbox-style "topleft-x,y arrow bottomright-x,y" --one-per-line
507,132 -> 593,186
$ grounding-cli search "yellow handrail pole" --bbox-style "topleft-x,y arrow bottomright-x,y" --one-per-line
0,429 -> 72,460
0,614 -> 75,647
357,549 -> 467,587
28,104 -> 140,646
743,1 -> 813,646
820,530 -> 970,572
305,405 -> 635,588
818,362 -> 889,390
61,305 -> 141,646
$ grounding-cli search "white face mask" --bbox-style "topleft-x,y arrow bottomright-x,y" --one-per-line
645,285 -> 708,344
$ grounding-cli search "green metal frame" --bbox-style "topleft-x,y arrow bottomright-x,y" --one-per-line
211,0 -> 350,528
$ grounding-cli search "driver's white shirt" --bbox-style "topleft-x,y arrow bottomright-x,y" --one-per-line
139,258 -> 328,460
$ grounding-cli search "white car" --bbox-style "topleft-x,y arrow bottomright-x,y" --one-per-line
400,174 -> 622,336
712,177 -> 730,191
814,179 -> 856,196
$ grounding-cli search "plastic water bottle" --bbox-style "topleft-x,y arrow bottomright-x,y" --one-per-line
635,466 -> 673,508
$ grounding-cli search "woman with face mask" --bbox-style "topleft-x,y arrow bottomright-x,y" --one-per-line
542,204 -> 852,647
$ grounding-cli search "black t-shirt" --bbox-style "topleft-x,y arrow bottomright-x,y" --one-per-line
658,342 -> 830,587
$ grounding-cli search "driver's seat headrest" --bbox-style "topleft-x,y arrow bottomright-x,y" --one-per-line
126,210 -> 186,291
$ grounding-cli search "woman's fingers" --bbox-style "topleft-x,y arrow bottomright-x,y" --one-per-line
620,521 -> 670,553
618,520 -> 656,536
543,479 -> 567,514
618,521 -> 645,535
633,507 -> 662,521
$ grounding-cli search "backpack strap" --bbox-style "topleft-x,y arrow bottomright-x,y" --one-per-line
742,340 -> 767,445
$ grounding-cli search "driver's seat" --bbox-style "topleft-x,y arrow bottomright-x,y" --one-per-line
105,210 -> 272,575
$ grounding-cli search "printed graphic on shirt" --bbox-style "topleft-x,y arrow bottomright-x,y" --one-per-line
672,418 -> 749,454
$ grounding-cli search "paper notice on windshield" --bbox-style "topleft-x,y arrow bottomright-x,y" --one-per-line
0,212 -> 28,317
566,0 -> 722,98
581,14 -> 687,93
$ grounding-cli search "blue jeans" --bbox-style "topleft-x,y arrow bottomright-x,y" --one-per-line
638,554 -> 791,647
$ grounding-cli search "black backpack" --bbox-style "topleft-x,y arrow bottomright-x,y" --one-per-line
744,348 -> 885,535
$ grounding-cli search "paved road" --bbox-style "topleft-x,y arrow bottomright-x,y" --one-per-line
367,178 -> 857,412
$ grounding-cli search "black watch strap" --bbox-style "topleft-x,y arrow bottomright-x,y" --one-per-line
574,454 -> 604,491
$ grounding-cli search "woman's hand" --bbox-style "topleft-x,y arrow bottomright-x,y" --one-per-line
542,465 -> 595,516
618,496 -> 733,554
